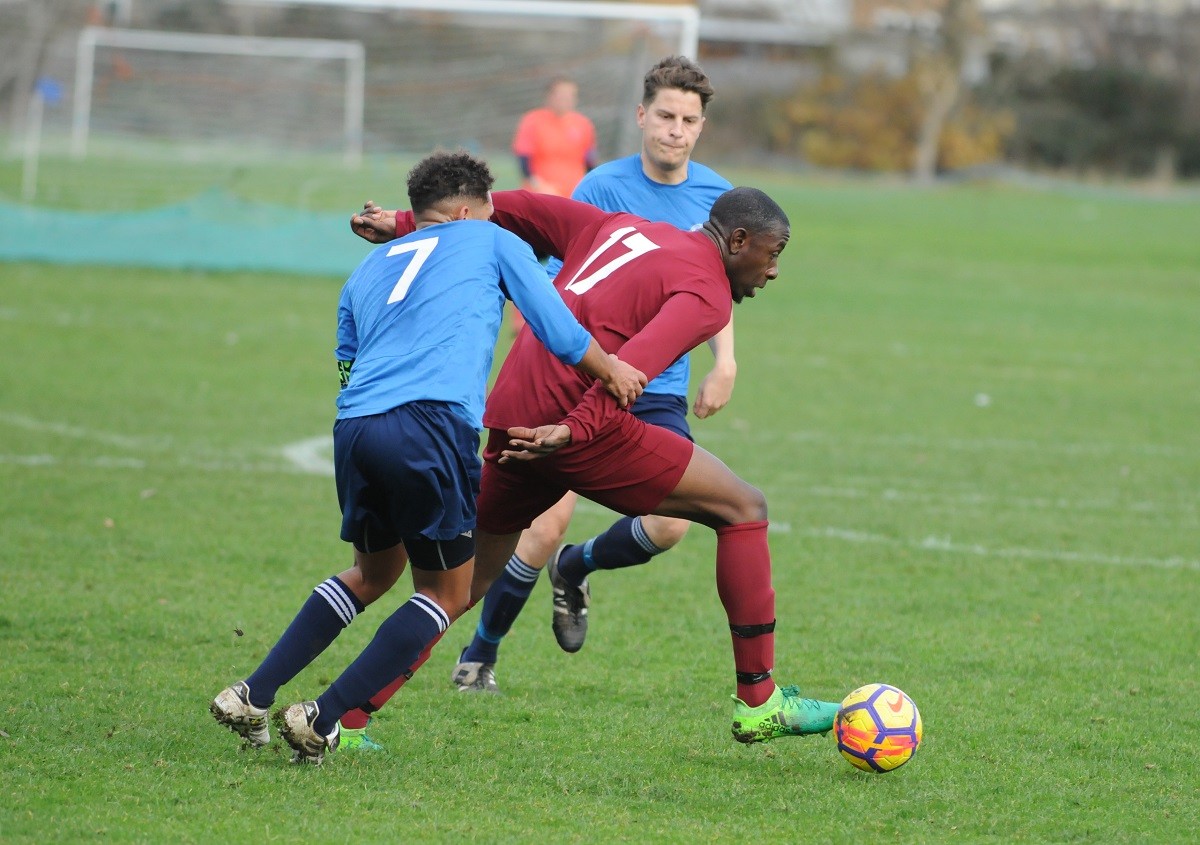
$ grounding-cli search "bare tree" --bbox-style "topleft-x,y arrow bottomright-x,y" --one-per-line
911,0 -> 982,182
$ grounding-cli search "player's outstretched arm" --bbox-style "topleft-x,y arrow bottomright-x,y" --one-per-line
499,424 -> 572,463
349,201 -> 398,243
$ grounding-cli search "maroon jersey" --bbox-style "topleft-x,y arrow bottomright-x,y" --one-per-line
394,190 -> 731,442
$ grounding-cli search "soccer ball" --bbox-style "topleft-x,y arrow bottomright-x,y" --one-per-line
834,683 -> 923,773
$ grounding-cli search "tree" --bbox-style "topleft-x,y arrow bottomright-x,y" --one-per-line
984,1 -> 1200,178
910,0 -> 983,182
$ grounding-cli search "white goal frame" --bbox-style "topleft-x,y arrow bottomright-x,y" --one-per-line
230,0 -> 700,59
71,27 -> 366,164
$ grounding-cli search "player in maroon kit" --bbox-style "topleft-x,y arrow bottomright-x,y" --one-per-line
346,184 -> 839,745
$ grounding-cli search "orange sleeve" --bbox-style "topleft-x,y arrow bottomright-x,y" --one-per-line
511,110 -> 543,157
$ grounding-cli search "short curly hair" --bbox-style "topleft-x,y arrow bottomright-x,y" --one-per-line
406,150 -> 495,213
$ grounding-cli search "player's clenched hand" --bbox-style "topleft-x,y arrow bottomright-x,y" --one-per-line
692,363 -> 736,419
600,354 -> 647,409
499,424 -> 572,463
349,200 -> 398,243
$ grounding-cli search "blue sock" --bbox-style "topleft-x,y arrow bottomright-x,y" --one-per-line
244,576 -> 363,708
462,555 -> 540,664
558,516 -> 666,586
314,594 -> 449,736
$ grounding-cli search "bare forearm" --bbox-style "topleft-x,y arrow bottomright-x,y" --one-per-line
706,318 -> 736,373
694,318 -> 737,420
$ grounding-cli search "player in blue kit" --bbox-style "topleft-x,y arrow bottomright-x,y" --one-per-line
341,178 -> 841,756
450,56 -> 737,693
329,58 -> 733,738
209,151 -> 645,762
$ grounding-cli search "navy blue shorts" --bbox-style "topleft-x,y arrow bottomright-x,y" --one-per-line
630,391 -> 692,441
334,401 -> 480,570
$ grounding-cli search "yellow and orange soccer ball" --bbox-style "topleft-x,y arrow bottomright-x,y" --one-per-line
834,683 -> 923,773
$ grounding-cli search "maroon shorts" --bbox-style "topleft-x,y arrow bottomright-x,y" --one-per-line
477,412 -> 695,535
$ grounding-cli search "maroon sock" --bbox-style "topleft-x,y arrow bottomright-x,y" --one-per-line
339,707 -> 371,731
339,628 -> 448,729
716,521 -> 776,708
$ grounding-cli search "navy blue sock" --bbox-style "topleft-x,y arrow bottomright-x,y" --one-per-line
558,516 -> 666,586
244,576 -> 363,708
314,594 -> 449,736
462,555 -> 540,664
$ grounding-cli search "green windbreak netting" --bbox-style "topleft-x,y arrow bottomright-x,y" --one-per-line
0,189 -> 372,276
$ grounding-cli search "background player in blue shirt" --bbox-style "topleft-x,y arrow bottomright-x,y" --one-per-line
452,56 -> 737,694
210,151 -> 645,761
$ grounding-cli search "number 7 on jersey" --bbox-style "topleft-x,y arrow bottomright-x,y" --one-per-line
386,236 -> 438,303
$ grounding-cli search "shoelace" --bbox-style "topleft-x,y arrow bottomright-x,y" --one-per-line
779,685 -> 824,711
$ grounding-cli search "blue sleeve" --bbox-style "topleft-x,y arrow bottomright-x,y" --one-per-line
494,230 -> 590,365
335,283 -> 357,362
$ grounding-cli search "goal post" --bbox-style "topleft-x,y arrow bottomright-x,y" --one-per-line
234,0 -> 699,57
229,0 -> 700,160
66,2 -> 700,173
71,27 -> 366,165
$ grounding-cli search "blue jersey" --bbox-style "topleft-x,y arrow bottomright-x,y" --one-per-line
336,219 -> 591,427
546,155 -> 731,397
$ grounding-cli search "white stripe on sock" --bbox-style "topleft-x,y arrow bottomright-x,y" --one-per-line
631,517 -> 666,555
314,579 -> 357,626
504,555 -> 541,583
409,593 -> 450,632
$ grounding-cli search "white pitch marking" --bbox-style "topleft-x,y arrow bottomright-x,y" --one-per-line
280,436 -> 335,476
698,428 -> 1192,459
0,454 -> 145,468
0,411 -> 170,451
761,481 -> 1197,519
801,526 -> 1199,572
0,454 -> 56,466
1,412 -> 336,476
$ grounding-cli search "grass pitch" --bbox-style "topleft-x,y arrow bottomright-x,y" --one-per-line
1,165 -> 1198,843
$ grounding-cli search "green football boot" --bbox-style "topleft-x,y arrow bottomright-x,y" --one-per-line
338,723 -> 384,752
730,684 -> 839,744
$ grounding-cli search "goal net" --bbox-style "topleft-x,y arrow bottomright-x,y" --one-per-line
216,0 -> 698,161
66,2 -> 698,168
72,27 -> 365,164
1,0 -> 702,273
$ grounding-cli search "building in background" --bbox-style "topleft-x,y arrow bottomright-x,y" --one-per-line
0,0 -> 1197,179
